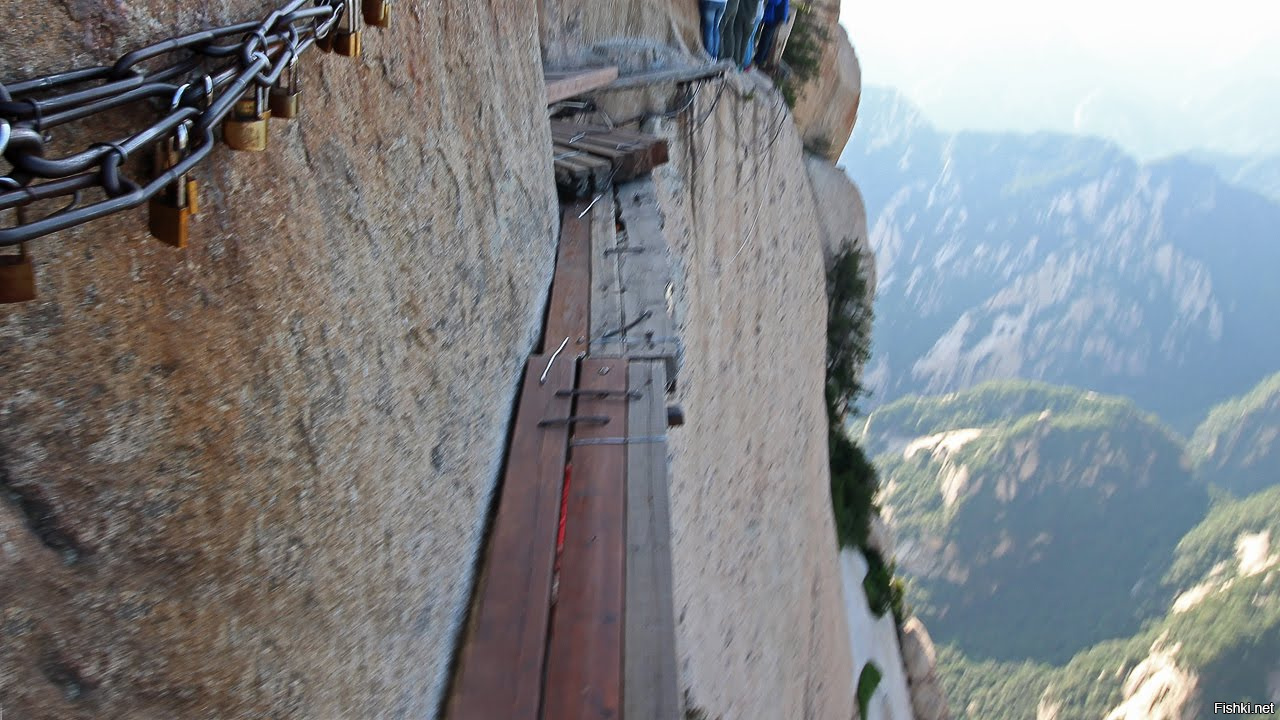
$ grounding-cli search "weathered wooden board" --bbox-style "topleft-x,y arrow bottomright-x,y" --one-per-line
623,360 -> 679,720
546,66 -> 620,104
615,177 -> 680,381
588,191 -> 624,353
543,358 -> 627,720
606,60 -> 735,91
553,146 -> 613,198
446,354 -> 576,720
550,121 -> 670,181
545,202 -> 593,357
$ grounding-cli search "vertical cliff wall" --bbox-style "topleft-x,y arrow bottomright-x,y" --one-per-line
0,2 -> 557,718
539,0 -> 700,66
612,73 -> 855,719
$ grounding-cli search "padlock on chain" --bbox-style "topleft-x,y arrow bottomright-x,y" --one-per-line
363,0 -> 391,28
269,59 -> 303,120
2,205 -> 37,304
333,3 -> 363,57
148,122 -> 199,248
0,241 -> 36,304
223,85 -> 272,152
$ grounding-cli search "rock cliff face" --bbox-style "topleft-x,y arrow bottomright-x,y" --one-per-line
639,72 -> 856,719
0,2 -> 557,718
901,617 -> 952,720
792,24 -> 862,161
1,2 -> 899,719
539,0 -> 700,65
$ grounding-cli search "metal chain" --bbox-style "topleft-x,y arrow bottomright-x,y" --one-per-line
0,0 -> 354,246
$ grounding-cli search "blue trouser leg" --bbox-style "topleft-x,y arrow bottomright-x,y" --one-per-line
756,21 -> 779,66
736,0 -> 762,66
743,1 -> 765,66
700,1 -> 727,58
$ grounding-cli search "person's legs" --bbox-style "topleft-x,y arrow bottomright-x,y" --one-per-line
756,21 -> 779,67
743,0 -> 766,66
736,0 -> 761,66
720,0 -> 742,61
700,1 -> 726,58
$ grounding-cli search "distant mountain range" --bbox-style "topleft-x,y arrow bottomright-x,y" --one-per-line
842,86 -> 1280,433
866,377 -> 1280,719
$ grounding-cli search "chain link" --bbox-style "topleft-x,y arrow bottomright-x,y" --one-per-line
0,0 -> 352,246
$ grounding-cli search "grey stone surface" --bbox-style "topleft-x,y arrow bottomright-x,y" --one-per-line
0,2 -> 557,718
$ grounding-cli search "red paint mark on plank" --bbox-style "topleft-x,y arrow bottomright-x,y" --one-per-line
543,358 -> 627,720
447,354 -> 575,720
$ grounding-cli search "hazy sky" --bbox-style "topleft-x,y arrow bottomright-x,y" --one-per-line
839,0 -> 1280,157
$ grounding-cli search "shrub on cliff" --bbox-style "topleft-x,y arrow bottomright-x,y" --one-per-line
779,2 -> 829,108
825,247 -> 879,550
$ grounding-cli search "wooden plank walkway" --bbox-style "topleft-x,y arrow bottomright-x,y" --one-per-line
446,353 -> 576,720
450,125 -> 684,720
543,358 -> 628,720
545,66 -> 620,104
624,359 -> 680,720
589,191 -> 623,347
551,121 -> 669,197
544,200 -> 593,357
615,177 -> 681,383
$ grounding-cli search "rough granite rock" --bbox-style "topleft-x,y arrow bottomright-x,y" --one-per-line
539,0 -> 700,66
792,22 -> 862,162
900,617 -> 952,720
804,153 -> 873,287
0,2 -> 557,718
638,74 -> 857,719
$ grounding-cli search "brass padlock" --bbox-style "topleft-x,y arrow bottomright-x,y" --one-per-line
0,243 -> 36,304
149,124 -> 199,248
269,61 -> 302,120
363,0 -> 391,28
334,5 -> 363,58
223,87 -> 271,152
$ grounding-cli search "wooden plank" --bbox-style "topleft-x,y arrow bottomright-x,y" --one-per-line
546,66 -> 620,104
544,202 -> 593,357
551,135 -> 666,183
624,360 -> 679,720
605,60 -> 735,91
553,147 -> 612,197
551,120 -> 654,144
550,123 -> 670,177
543,358 -> 628,720
589,191 -> 623,351
446,354 -> 576,720
615,177 -> 680,380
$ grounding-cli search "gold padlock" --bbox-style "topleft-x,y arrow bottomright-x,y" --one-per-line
0,243 -> 37,304
149,124 -> 199,248
334,5 -> 363,58
223,87 -> 272,152
269,61 -> 302,120
363,0 -> 391,28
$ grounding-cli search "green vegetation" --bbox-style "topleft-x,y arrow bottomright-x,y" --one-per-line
862,379 -> 1166,456
876,382 -> 1208,662
888,379 -> 1280,718
824,246 -> 913,632
855,663 -> 883,719
825,247 -> 879,550
777,2 -> 828,109
1188,370 -> 1280,496
863,548 -> 908,624
1165,484 -> 1280,588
